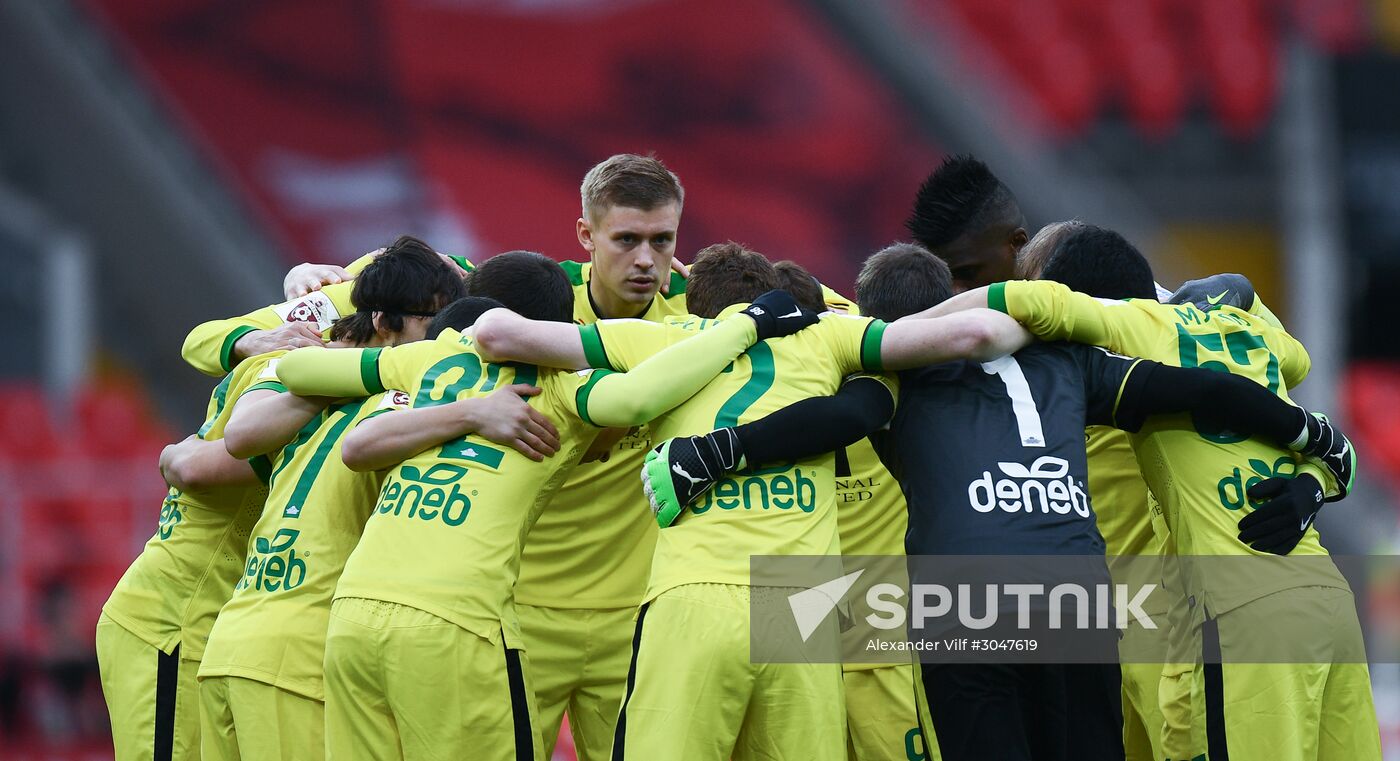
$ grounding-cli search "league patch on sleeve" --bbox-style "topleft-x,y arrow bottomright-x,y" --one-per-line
273,291 -> 340,329
377,389 -> 411,412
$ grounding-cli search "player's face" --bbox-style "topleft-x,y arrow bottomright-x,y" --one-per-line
940,226 -> 1027,293
577,202 -> 680,316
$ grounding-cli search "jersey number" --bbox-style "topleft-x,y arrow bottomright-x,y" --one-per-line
1175,326 -> 1280,444
981,356 -> 1046,448
714,343 -> 776,428
414,354 -> 532,460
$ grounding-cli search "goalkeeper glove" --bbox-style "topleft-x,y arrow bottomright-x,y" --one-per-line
641,429 -> 744,528
1289,411 -> 1356,501
1236,473 -> 1325,555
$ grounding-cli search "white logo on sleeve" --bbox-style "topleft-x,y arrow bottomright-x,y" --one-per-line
968,456 -> 1090,517
273,291 -> 340,329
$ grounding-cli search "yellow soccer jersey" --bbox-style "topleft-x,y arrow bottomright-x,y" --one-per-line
278,330 -> 600,644
993,280 -> 1348,613
1085,427 -> 1160,558
586,309 -> 886,601
198,388 -> 408,700
513,260 -> 690,609
182,257 -> 473,376
101,354 -> 279,659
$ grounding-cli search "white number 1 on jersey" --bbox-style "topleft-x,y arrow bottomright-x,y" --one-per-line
981,356 -> 1046,448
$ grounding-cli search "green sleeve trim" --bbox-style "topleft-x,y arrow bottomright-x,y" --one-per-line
579,324 -> 613,370
988,282 -> 1009,314
447,255 -> 474,273
860,320 -> 888,372
220,325 -> 258,373
666,270 -> 687,296
248,454 -> 274,485
363,407 -> 400,420
574,369 -> 616,427
359,348 -> 386,394
560,259 -> 587,287
244,381 -> 287,395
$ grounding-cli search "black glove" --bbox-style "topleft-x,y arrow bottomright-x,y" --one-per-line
1295,412 -> 1355,501
1236,473 -> 1325,555
1168,273 -> 1254,312
741,290 -> 819,341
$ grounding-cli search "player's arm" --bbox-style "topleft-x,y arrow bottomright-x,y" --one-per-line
275,345 -> 391,398
878,308 -> 1034,370
473,309 -> 592,369
182,314 -> 324,377
340,385 -> 561,470
159,434 -> 256,491
902,280 -> 1134,353
222,387 -> 328,459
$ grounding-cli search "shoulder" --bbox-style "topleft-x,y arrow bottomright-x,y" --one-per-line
560,259 -> 588,287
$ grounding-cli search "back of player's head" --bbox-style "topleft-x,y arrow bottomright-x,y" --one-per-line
427,296 -> 506,339
332,235 -> 467,343
464,250 -> 574,323
1016,220 -> 1086,280
906,155 -> 1022,251
855,242 -> 954,321
685,242 -> 779,319
772,260 -> 825,313
580,153 -> 685,224
1038,225 -> 1157,300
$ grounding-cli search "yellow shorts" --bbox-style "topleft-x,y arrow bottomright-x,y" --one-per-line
1119,621 -> 1167,761
843,663 -> 939,761
198,675 -> 324,760
614,583 -> 846,761
1209,587 -> 1381,761
516,604 -> 634,761
96,613 -> 201,761
323,597 -> 541,761
1158,662 -> 1205,761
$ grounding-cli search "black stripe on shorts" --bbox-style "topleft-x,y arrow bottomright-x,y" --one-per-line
611,603 -> 650,761
502,637 -> 534,761
1203,618 -> 1229,761
154,643 -> 180,761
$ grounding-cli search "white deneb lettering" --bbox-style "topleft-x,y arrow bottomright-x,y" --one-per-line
967,456 -> 1089,517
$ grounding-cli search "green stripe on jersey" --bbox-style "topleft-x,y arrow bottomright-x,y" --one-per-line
988,282 -> 1008,314
579,325 -> 612,370
860,320 -> 887,373
245,381 -> 287,395
280,400 -> 365,519
574,369 -> 615,427
197,373 -> 235,438
359,347 -> 386,394
220,326 -> 258,374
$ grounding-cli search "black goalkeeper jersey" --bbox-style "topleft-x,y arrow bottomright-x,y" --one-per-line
873,341 -> 1138,558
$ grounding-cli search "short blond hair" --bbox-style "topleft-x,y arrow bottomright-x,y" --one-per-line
580,153 -> 684,223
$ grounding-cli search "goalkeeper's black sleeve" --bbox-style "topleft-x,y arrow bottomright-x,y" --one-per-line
1114,361 -> 1307,443
734,376 -> 895,467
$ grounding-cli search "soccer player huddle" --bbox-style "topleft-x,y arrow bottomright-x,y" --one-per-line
97,153 -> 1380,761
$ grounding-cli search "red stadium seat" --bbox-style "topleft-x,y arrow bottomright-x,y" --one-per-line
0,384 -> 62,460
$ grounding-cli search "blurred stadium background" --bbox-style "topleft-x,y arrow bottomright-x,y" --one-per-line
0,0 -> 1397,757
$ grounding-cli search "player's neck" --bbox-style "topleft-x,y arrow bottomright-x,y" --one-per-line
587,278 -> 652,320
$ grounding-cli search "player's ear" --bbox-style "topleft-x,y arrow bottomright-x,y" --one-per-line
577,217 -> 595,253
371,311 -> 393,341
1010,227 -> 1029,252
